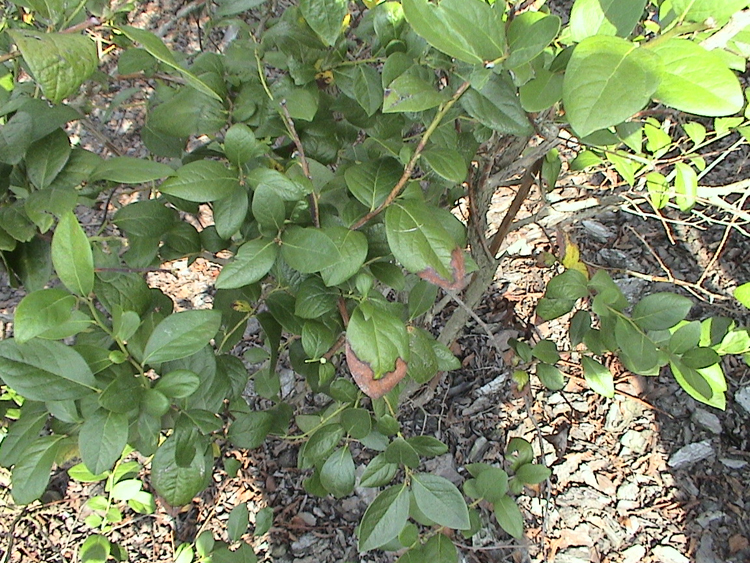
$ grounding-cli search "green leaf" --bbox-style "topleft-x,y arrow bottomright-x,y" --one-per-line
402,0 -> 505,64
520,69 -> 564,112
423,533 -> 458,563
156,370 -> 202,399
408,280 -> 438,320
531,340 -> 560,364
320,446 -> 356,497
160,160 -> 240,202
669,321 -> 702,354
493,495 -> 524,539
345,158 -> 402,210
671,0 -> 747,25
254,506 -> 274,536
614,318 -> 660,375
385,438 -> 421,468
299,0 -> 348,46
295,277 -> 338,319
224,123 -> 264,166
563,36 -> 663,137
212,544 -> 258,563
0,339 -> 96,401
26,129 -> 71,190
360,453 -> 398,488
79,409 -> 128,475
247,168 -> 309,201
545,269 -> 589,300
632,292 -> 693,330
461,73 -> 532,136
670,361 -> 726,410
252,184 -> 285,230
215,238 -> 278,289
536,363 -> 565,391
352,64 -> 383,116
569,0 -> 647,41
421,148 -> 467,183
582,356 -> 614,398
228,502 -> 250,542
111,479 -> 142,501
347,302 -> 409,378
148,87 -> 226,138
11,435 -> 65,505
13,288 -> 75,344
341,408 -> 372,440
119,26 -> 222,101
358,483 -> 410,551
411,473 -> 470,530
301,424 -> 345,467
407,436 -> 448,457
151,434 -> 211,506
570,310 -> 592,347
215,0 -> 268,17
214,188 -> 249,239
0,402 -> 48,467
319,227 -> 368,286
9,30 -> 98,103
112,199 -> 177,238
228,411 -> 273,449
301,321 -> 335,358
735,282 -> 750,309
681,347 -> 720,369
473,467 -> 508,502
90,157 -> 175,184
383,73 -> 449,113
281,227 -> 339,273
52,211 -> 94,296
506,12 -> 561,69
385,200 -> 460,283
143,310 -> 222,364
79,535 -> 111,563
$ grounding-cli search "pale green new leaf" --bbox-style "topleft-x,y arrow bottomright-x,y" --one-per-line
9,30 -> 98,103
563,36 -> 663,137
735,282 -> 750,309
649,39 -> 743,117
143,310 -> 222,364
79,409 -> 129,475
569,0 -> 648,41
506,12 -> 561,69
671,0 -> 746,25
52,212 -> 94,296
0,338 -> 96,401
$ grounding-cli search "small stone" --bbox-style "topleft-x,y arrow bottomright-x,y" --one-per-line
468,437 -> 489,463
622,545 -> 646,563
620,430 -> 648,454
668,440 -> 714,469
696,532 -> 721,563
691,409 -> 722,434
424,453 -> 463,484
555,547 -> 590,563
696,510 -> 725,528
653,545 -> 690,563
296,511 -> 316,527
735,386 -> 750,414
720,458 -> 748,470
290,533 -> 316,555
617,481 -> 639,501
581,220 -> 614,242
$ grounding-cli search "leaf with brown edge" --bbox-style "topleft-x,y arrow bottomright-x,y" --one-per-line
346,342 -> 407,400
417,247 -> 468,291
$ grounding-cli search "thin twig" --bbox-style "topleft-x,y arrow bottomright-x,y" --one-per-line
279,100 -> 319,227
488,158 -> 543,257
351,81 -> 472,230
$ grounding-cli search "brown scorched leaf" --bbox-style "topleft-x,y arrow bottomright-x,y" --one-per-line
345,342 -> 407,400
417,247 -> 468,291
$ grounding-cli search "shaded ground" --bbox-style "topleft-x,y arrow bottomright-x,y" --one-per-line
2,2 -> 750,563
